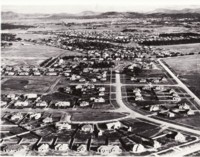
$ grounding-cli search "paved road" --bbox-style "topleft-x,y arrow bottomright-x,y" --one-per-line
115,73 -> 200,135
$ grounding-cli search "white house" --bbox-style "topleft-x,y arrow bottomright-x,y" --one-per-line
55,101 -> 71,107
132,144 -> 146,153
43,117 -> 53,123
54,143 -> 69,151
97,145 -> 122,155
94,97 -> 105,103
80,101 -> 89,107
37,144 -> 49,152
81,124 -> 94,133
106,121 -> 121,130
55,122 -> 72,130
77,144 -> 87,153
36,101 -> 48,107
25,94 -> 37,99
14,101 -> 29,107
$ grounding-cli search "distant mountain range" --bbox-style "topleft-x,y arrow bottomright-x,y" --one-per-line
2,8 -> 200,20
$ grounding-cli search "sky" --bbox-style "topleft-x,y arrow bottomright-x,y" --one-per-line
2,0 -> 200,14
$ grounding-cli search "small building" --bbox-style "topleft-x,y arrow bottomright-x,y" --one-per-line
43,117 -> 53,123
14,101 -> 29,107
81,124 -> 94,133
55,101 -> 71,107
166,132 -> 186,143
55,122 -> 72,130
97,145 -> 122,155
94,97 -> 105,103
36,101 -> 48,107
106,121 -> 121,130
80,101 -> 89,107
29,113 -> 41,120
25,94 -> 37,99
11,113 -> 23,120
132,144 -> 146,153
37,144 -> 49,152
54,143 -> 69,151
77,144 -> 87,153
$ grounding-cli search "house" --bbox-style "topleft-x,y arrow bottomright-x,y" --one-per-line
81,124 -> 94,133
55,122 -> 72,130
131,77 -> 137,81
133,88 -> 141,93
94,97 -> 105,103
80,101 -> 89,107
36,101 -> 48,107
65,87 -> 71,93
106,121 -> 121,130
99,87 -> 106,92
149,105 -> 160,112
97,145 -> 122,155
33,71 -> 41,76
0,100 -> 8,107
25,94 -> 37,99
166,132 -> 186,143
43,117 -> 53,123
135,96 -> 144,101
55,101 -> 71,107
37,144 -> 49,152
14,101 -> 29,107
46,72 -> 58,76
99,92 -> 105,96
178,103 -> 190,110
91,78 -> 97,82
172,96 -> 181,102
77,144 -> 87,153
29,113 -> 41,120
135,91 -> 142,97
132,144 -> 146,153
187,110 -> 195,115
11,113 -> 23,120
7,72 -> 15,76
79,78 -> 86,82
76,84 -> 83,89
54,144 -> 69,151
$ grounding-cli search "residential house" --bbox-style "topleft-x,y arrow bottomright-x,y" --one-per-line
14,101 -> 29,107
55,122 -> 72,130
36,101 -> 48,107
37,144 -> 49,152
166,132 -> 186,143
81,124 -> 94,133
94,97 -> 105,103
55,101 -> 71,107
132,144 -> 146,153
106,121 -> 121,130
77,144 -> 87,153
80,101 -> 89,107
43,117 -> 53,123
54,144 -> 69,151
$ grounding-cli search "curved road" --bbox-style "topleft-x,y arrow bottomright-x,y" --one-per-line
115,73 -> 200,136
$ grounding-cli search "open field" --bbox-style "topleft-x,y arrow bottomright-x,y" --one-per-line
164,55 -> 200,98
154,43 -> 200,54
1,42 -> 82,66
70,111 -> 127,122
1,76 -> 57,93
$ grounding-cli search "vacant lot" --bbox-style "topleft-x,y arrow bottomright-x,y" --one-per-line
155,43 -> 200,54
164,55 -> 200,98
1,76 -> 57,93
70,111 -> 126,122
1,42 -> 82,66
